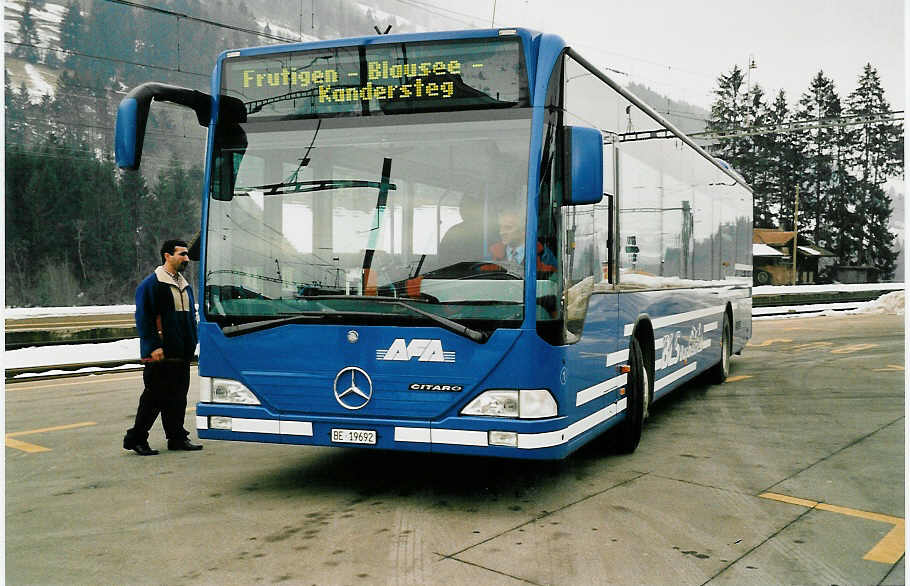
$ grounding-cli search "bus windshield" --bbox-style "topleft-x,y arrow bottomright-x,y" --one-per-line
205,110 -> 533,330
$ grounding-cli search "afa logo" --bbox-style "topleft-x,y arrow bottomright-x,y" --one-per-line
376,339 -> 456,363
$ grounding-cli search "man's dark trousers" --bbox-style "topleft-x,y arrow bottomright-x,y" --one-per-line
125,360 -> 191,444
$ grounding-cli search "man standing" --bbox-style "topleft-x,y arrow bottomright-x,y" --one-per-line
123,239 -> 203,455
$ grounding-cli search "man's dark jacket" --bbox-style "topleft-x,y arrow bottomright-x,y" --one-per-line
135,266 -> 197,361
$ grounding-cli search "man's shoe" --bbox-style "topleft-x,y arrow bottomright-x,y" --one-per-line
131,442 -> 159,456
168,438 -> 203,451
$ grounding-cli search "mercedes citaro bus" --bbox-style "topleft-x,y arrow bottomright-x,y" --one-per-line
115,27 -> 752,459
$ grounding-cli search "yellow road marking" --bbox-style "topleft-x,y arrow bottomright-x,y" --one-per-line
6,421 -> 97,453
725,375 -> 752,383
791,342 -> 834,352
760,492 -> 904,564
6,373 -> 142,392
865,522 -> 906,563
831,343 -> 879,354
5,437 -> 51,453
760,492 -> 818,508
747,338 -> 792,347
873,364 -> 904,372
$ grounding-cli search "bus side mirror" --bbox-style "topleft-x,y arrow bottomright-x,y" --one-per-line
562,126 -> 604,206
115,83 -> 214,170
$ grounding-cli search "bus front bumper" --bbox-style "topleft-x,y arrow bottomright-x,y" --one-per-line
195,398 -> 628,460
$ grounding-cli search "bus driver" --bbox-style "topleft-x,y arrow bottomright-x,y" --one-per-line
489,208 -> 557,276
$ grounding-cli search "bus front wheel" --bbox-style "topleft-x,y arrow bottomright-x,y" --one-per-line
614,337 -> 646,454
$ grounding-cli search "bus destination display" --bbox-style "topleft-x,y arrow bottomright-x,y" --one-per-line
222,38 -> 529,118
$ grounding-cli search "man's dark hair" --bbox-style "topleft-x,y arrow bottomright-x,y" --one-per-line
160,239 -> 189,263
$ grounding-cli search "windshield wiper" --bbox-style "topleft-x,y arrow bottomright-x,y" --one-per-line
221,313 -> 326,337
240,179 -> 398,197
301,295 -> 489,343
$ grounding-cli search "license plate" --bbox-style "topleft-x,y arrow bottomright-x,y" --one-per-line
331,428 -> 377,445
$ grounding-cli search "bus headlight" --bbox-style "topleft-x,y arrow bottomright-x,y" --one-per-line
199,376 -> 212,402
519,389 -> 558,419
461,389 -> 556,419
462,390 -> 518,417
199,377 -> 261,405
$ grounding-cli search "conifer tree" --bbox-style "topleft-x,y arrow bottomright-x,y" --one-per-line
795,71 -> 840,250
845,64 -> 902,277
741,84 -> 776,226
58,1 -> 86,58
13,0 -> 41,61
763,91 -> 805,230
706,66 -> 749,171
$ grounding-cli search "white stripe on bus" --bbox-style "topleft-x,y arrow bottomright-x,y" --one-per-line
197,417 -> 313,436
624,306 -> 725,336
576,374 -> 627,406
393,396 -> 629,450
430,428 -> 488,446
200,395 -> 635,450
605,348 -> 629,366
231,418 -> 280,434
280,421 -> 314,436
654,362 -> 698,392
394,427 -> 432,443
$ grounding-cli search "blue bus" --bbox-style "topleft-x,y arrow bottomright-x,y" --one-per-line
115,28 -> 752,459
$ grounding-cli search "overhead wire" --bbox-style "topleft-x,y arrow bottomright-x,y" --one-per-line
390,0 -> 485,26
696,111 -> 904,140
100,0 -> 302,44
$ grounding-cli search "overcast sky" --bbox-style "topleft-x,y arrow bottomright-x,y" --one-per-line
434,0 -> 905,111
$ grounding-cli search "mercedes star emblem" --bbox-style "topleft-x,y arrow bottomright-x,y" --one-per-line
347,330 -> 359,344
333,366 -> 373,410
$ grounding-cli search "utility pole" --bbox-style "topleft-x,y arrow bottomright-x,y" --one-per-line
792,186 -> 799,285
745,55 -> 757,125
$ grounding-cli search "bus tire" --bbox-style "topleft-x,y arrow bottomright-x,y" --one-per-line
709,313 -> 732,384
615,337 -> 646,454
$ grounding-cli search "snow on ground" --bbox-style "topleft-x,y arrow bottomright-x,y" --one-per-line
5,305 -> 138,318
852,290 -> 905,315
24,63 -> 55,99
12,364 -> 145,379
253,20 -> 320,43
753,301 -> 867,316
5,339 -> 200,379
5,339 -> 141,369
753,290 -> 905,321
754,283 -> 904,295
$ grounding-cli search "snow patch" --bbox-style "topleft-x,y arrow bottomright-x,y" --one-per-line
754,283 -> 904,295
848,290 -> 904,315
755,290 -> 905,321
4,304 -> 136,318
12,364 -> 143,379
24,63 -> 54,100
254,20 -> 320,43
5,339 -> 141,368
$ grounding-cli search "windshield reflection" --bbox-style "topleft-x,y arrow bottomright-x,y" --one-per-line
205,112 -> 533,327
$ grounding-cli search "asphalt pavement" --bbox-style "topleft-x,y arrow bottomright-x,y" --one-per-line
5,312 -> 905,585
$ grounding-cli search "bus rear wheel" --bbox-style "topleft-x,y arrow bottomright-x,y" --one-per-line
614,337 -> 646,454
709,313 -> 732,384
